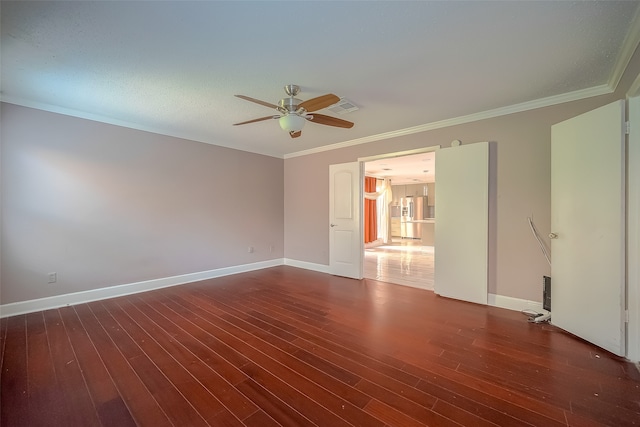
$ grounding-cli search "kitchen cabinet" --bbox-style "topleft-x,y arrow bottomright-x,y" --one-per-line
393,184 -> 428,199
405,184 -> 426,197
390,218 -> 402,237
391,185 -> 405,204
427,183 -> 436,206
420,222 -> 435,245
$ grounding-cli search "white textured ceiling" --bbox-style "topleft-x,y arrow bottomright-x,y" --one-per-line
2,1 -> 639,159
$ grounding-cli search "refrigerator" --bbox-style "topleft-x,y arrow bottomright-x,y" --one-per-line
400,196 -> 428,238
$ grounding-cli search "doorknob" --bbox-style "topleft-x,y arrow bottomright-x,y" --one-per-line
549,232 -> 558,239
330,223 -> 337,227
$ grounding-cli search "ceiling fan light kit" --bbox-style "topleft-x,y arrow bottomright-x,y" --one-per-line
234,84 -> 354,138
279,114 -> 306,132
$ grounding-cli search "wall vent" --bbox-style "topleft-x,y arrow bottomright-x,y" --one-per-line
327,98 -> 359,115
543,275 -> 551,311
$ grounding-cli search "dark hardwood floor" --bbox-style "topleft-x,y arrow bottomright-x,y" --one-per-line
1,266 -> 639,426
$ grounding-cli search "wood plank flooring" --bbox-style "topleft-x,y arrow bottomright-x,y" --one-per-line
1,266 -> 639,426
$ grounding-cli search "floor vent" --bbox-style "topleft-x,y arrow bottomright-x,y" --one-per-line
543,275 -> 551,311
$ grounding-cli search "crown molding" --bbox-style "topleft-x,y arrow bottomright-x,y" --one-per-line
2,81 -> 615,162
628,73 -> 640,98
284,84 -> 612,159
0,96 -> 284,159
609,6 -> 640,92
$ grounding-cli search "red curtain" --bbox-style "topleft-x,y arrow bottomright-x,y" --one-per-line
364,177 -> 377,243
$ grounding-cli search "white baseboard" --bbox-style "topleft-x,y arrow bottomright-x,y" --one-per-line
284,258 -> 330,274
488,293 -> 545,313
0,261 -> 545,320
0,259 -> 284,318
281,264 -> 545,315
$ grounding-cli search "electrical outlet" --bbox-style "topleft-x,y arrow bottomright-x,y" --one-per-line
269,245 -> 274,253
47,272 -> 57,284
248,246 -> 254,253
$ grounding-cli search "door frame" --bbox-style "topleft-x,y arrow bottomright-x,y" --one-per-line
626,83 -> 640,363
358,146 -> 441,278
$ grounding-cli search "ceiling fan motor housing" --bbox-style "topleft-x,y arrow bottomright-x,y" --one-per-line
279,97 -> 304,113
284,84 -> 301,97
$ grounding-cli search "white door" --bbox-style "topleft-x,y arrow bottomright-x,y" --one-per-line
329,162 -> 363,279
628,95 -> 640,363
434,142 -> 489,304
551,100 -> 626,356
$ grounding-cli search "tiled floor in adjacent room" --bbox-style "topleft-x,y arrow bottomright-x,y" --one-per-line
364,238 -> 434,290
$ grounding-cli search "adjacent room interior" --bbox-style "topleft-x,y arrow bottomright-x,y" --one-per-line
364,152 -> 436,290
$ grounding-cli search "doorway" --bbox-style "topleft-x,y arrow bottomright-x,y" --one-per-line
361,150 -> 437,290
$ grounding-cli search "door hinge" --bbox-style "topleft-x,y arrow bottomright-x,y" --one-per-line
625,309 -> 629,323
625,121 -> 631,135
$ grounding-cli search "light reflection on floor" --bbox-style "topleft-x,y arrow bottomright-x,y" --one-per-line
364,239 -> 434,291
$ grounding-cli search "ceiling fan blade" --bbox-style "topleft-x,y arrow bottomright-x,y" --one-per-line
235,95 -> 279,109
308,113 -> 354,129
289,130 -> 302,138
233,115 -> 278,126
298,94 -> 340,112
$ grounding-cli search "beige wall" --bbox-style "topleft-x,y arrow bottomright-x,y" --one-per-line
284,47 -> 640,302
2,47 -> 638,308
282,103 -> 589,301
1,104 -> 284,305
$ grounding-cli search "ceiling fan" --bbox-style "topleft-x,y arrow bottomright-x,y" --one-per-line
233,84 -> 354,138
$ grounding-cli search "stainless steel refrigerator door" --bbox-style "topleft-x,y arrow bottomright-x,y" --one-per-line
401,197 -> 414,218
403,221 -> 422,239
413,196 -> 427,220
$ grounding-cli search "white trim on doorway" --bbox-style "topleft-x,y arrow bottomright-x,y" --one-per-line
626,92 -> 640,363
359,145 -> 441,284
358,146 -> 442,164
